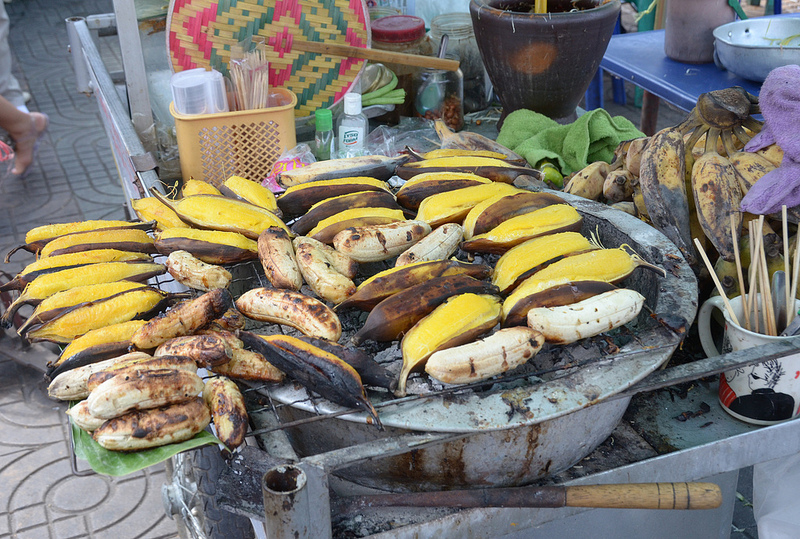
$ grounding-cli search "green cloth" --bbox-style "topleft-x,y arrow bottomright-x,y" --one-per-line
496,108 -> 645,175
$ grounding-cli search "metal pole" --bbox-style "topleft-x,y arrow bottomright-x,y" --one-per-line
65,17 -> 91,94
262,464 -> 331,539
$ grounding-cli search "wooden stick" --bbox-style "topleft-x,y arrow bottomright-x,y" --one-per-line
756,216 -> 776,335
731,213 -> 750,330
694,237 -> 740,327
791,227 -> 800,326
748,220 -> 760,334
271,39 -> 461,72
783,206 -> 791,331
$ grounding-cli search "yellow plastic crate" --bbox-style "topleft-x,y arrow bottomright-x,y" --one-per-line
171,88 -> 297,187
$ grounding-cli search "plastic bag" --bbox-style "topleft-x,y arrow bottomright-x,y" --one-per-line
365,117 -> 439,157
262,143 -> 316,193
753,453 -> 800,538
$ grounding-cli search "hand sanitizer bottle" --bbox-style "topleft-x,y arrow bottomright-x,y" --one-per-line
337,93 -> 368,158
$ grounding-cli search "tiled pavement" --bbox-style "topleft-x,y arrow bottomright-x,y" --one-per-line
0,0 -> 775,537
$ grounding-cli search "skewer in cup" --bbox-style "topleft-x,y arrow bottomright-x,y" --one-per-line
694,237 -> 740,327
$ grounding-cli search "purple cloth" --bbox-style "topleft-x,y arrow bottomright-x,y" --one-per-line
740,65 -> 800,215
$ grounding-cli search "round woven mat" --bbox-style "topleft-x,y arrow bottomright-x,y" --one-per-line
167,0 -> 371,117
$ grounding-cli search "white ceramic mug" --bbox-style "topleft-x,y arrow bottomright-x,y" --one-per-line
697,294 -> 800,425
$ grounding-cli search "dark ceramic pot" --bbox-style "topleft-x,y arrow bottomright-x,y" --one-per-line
470,0 -> 621,122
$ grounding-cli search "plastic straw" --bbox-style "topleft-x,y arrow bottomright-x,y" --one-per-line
694,237 -> 740,327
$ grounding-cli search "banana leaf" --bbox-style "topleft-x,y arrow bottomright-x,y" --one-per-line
71,421 -> 221,477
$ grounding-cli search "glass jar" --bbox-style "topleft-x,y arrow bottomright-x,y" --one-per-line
413,55 -> 464,131
371,15 -> 434,121
430,12 -> 492,113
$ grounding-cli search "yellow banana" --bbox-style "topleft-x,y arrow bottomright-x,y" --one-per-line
691,150 -> 742,261
131,197 -> 189,231
395,172 -> 491,210
181,179 -> 222,197
625,137 -> 650,178
277,176 -> 391,218
729,151 -> 777,194
155,227 -> 259,265
602,169 -> 635,203
564,161 -> 609,200
219,175 -> 279,214
415,182 -> 520,228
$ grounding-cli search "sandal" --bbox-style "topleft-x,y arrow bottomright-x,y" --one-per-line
12,111 -> 49,179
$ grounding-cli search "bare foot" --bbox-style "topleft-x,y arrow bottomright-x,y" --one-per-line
11,112 -> 48,176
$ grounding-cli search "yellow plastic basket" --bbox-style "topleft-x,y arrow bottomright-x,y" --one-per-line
171,88 -> 298,187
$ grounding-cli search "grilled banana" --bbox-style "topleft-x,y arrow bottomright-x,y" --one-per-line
2,261 -> 165,327
332,220 -> 432,263
638,127 -> 696,267
462,191 -> 565,240
395,156 -> 537,184
39,228 -> 157,259
181,179 -> 222,197
491,232 -> 595,294
235,288 -> 342,341
47,320 -> 148,379
503,247 -> 662,327
415,182 -> 520,228
155,228 -> 259,265
130,288 -> 233,350
433,119 -> 526,162
691,150 -> 742,262
203,376 -> 249,450
165,250 -> 232,291
276,176 -> 391,218
154,334 -> 232,368
17,281 -> 147,333
308,207 -> 406,244
461,204 -> 584,254
47,351 -> 153,401
87,368 -> 205,420
293,237 -> 356,304
24,286 -> 174,344
91,397 -> 210,451
241,332 -> 380,425
337,259 -> 493,312
526,288 -> 645,344
397,293 -> 502,397
352,274 -> 499,345
276,154 -> 409,188
395,172 -> 491,211
395,223 -> 463,267
291,190 -> 402,236
219,175 -> 279,214
209,347 -> 285,382
564,162 -> 610,200
86,355 -> 198,392
293,335 -> 395,390
257,226 -> 303,291
425,326 -> 545,384
66,400 -> 106,432
6,219 -> 153,261
0,249 -> 153,293
131,197 -> 189,231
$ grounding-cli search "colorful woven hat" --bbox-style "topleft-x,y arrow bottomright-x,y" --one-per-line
167,0 -> 371,117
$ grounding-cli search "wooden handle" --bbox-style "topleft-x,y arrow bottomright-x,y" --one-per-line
288,40 -> 461,71
565,482 -> 722,510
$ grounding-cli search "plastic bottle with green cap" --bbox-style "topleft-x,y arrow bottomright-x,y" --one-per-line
314,108 -> 334,161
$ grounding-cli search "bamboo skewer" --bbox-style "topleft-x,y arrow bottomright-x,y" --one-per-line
783,206 -> 791,332
694,237 -> 740,327
747,220 -> 761,334
731,213 -> 750,330
791,229 -> 800,327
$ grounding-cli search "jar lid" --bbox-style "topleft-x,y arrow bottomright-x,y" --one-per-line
371,15 -> 426,43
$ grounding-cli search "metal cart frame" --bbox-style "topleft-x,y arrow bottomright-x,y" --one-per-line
66,8 -> 800,538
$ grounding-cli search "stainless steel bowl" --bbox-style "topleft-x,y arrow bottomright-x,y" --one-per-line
713,16 -> 800,82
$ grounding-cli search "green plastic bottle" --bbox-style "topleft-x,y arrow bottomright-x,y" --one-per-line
314,108 -> 334,161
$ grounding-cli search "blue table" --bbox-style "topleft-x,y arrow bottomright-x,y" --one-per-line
594,28 -> 762,134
